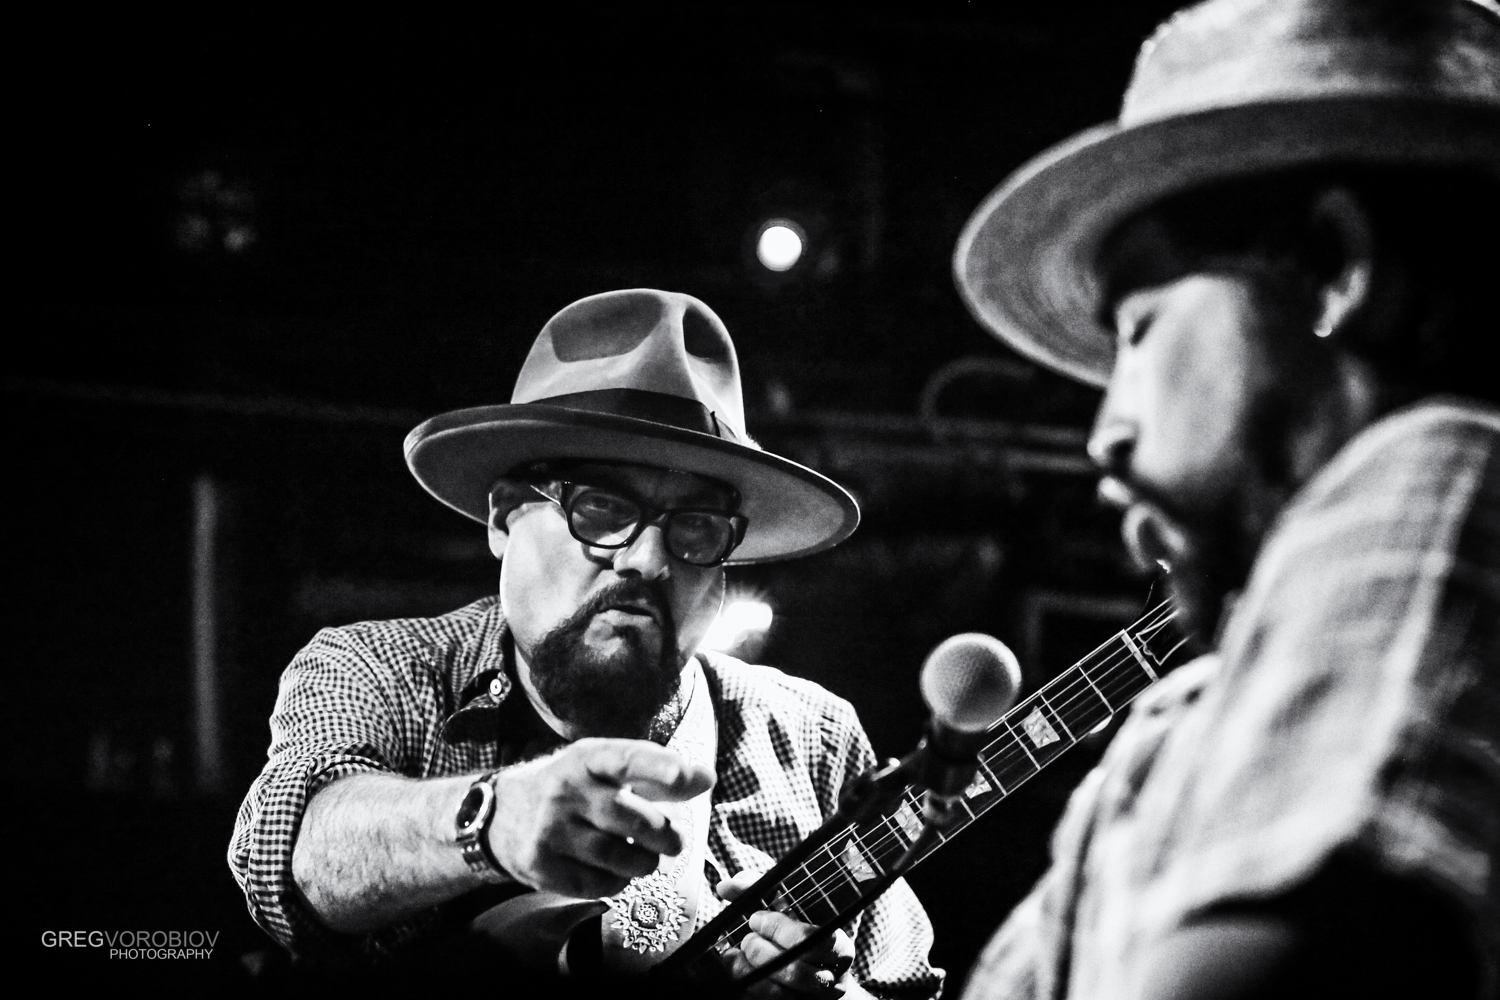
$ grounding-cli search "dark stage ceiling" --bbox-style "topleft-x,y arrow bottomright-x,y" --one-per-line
27,2 -> 1184,424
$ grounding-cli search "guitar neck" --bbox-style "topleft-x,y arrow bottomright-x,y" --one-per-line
712,602 -> 1184,943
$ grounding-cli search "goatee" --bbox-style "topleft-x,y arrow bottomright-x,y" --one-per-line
527,579 -> 684,739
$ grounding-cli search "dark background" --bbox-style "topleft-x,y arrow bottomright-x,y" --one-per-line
12,2 -> 1187,990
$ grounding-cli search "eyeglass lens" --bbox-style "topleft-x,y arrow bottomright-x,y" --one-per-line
567,486 -> 737,565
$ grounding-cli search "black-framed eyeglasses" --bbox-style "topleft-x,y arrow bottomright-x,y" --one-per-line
531,480 -> 749,567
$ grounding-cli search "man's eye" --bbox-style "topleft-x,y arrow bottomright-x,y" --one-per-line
672,513 -> 720,537
574,491 -> 636,522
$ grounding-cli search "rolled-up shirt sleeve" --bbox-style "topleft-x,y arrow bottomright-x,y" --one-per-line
228,627 -> 429,960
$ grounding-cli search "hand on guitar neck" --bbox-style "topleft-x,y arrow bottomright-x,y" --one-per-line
488,738 -> 715,898
715,871 -> 868,999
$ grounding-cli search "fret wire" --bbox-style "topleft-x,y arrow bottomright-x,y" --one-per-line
849,829 -> 886,878
1026,623 -> 1157,710
781,853 -> 839,922
1052,681 -> 1113,737
1119,627 -> 1160,680
1091,652 -> 1155,699
796,860 -> 838,917
710,604 -> 1181,953
880,810 -> 902,845
1068,659 -> 1134,722
975,756 -> 1007,795
1024,660 -> 1121,741
1095,662 -> 1154,704
1002,715 -> 1043,769
1077,660 -> 1115,713
753,689 -> 1093,947
1035,691 -> 1076,742
823,842 -> 861,892
813,842 -> 867,915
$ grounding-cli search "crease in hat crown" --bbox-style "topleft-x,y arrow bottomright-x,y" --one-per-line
953,0 -> 1500,390
514,288 -> 750,444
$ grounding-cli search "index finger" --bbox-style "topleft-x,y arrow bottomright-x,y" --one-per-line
579,739 -> 715,801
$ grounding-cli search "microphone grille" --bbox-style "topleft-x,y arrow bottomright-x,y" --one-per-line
920,633 -> 1022,733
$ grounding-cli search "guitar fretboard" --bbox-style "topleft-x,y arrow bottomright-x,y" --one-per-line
711,602 -> 1184,943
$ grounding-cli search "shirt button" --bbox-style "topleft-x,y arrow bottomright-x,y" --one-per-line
489,677 -> 504,700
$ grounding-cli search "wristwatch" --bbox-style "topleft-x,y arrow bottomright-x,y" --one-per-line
455,771 -> 508,882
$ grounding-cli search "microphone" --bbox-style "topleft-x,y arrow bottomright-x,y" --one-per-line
915,634 -> 1021,820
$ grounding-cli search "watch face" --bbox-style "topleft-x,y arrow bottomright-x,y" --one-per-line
456,785 -> 486,832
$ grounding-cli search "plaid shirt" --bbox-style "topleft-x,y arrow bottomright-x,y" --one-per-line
964,399 -> 1500,1000
229,595 -> 943,997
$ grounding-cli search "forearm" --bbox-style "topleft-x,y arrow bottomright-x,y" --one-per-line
292,771 -> 497,933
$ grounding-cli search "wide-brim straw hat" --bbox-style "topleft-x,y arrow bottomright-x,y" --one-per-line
954,0 -> 1500,388
404,289 -> 859,564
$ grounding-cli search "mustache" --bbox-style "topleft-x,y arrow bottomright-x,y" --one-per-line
577,578 -> 674,631
1095,451 -> 1200,533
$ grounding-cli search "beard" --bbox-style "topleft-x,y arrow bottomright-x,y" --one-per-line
1119,385 -> 1306,649
526,578 -> 684,739
1120,488 -> 1246,647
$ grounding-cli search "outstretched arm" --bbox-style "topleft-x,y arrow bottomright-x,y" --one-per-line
291,739 -> 715,934
291,771 -> 482,933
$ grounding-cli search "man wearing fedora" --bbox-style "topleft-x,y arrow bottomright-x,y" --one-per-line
952,0 -> 1499,997
229,289 -> 942,997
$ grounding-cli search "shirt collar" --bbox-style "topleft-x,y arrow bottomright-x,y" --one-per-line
442,597 -> 522,745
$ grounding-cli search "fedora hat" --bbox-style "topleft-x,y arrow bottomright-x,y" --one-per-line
404,288 -> 859,564
954,0 -> 1500,388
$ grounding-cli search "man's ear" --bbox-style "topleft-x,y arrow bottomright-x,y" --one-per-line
1310,187 -> 1375,340
486,494 -> 511,560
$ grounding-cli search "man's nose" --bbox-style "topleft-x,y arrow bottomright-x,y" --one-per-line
1087,409 -> 1136,473
612,523 -> 672,581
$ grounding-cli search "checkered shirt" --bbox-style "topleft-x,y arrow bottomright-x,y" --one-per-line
963,399 -> 1500,1000
229,595 -> 944,997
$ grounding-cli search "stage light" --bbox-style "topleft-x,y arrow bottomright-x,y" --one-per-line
701,595 -> 774,653
755,219 -> 805,272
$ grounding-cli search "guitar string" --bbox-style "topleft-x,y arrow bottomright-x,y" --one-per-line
771,639 -> 1154,921
767,612 -> 1172,927
745,604 -> 1177,930
717,603 -> 1179,938
723,636 -> 1157,937
764,603 -> 1180,923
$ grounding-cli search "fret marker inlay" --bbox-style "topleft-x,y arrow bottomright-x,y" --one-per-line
842,839 -> 878,882
1021,706 -> 1060,748
894,800 -> 924,840
658,603 -> 1181,978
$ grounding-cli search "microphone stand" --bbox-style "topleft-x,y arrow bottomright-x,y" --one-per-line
650,753 -> 918,979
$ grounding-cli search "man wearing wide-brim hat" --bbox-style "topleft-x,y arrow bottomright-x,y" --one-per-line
954,1 -> 1500,998
229,289 -> 943,997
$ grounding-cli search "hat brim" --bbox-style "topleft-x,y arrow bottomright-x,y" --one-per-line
404,404 -> 859,564
954,95 -> 1500,388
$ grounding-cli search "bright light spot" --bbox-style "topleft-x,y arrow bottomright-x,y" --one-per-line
701,599 -> 774,653
756,221 -> 804,272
